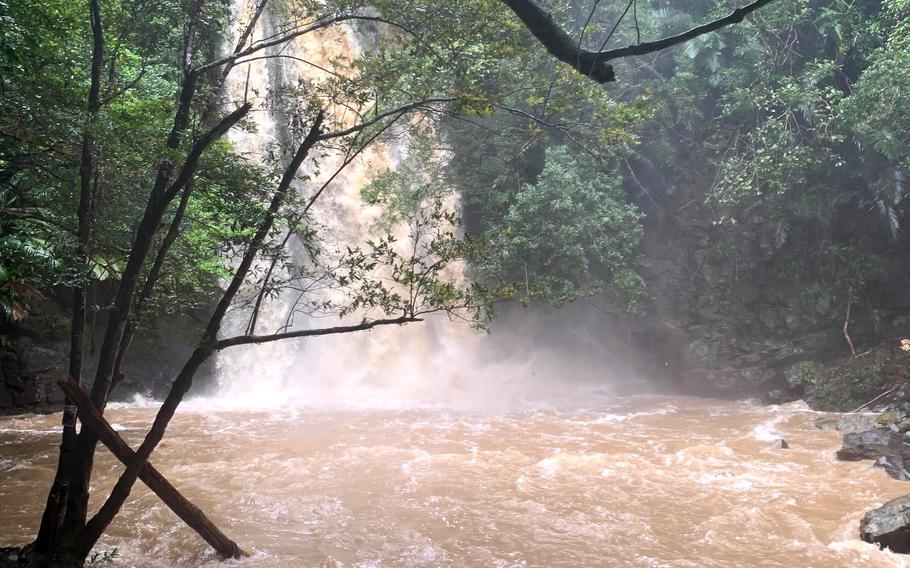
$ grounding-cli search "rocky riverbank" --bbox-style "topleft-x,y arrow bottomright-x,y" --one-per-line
826,409 -> 910,552
801,339 -> 910,553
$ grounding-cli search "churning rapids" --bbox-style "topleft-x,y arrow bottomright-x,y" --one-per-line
2,393 -> 910,567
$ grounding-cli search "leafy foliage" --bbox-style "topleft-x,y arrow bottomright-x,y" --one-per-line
0,0 -> 284,326
614,0 -> 910,324
475,146 -> 644,306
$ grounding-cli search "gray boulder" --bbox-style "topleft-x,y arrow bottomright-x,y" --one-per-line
836,427 -> 910,480
837,427 -> 901,461
861,495 -> 910,553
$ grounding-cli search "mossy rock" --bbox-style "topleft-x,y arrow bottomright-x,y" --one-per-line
804,345 -> 910,411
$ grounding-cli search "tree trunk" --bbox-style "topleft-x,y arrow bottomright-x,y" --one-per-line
844,284 -> 857,359
70,112 -> 325,558
111,182 -> 195,392
61,90 -> 248,535
33,0 -> 104,550
40,0 -> 260,552
58,380 -> 246,559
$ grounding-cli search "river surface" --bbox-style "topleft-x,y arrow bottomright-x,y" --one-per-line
1,395 -> 909,567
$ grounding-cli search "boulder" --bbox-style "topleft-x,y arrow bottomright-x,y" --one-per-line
837,427 -> 910,480
1,354 -> 24,392
45,382 -> 65,405
783,361 -> 815,390
0,351 -> 40,411
861,495 -> 910,553
878,410 -> 900,425
837,428 -> 901,461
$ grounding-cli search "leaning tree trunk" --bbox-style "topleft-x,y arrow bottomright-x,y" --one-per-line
58,380 -> 245,558
59,0 -> 272,527
41,0 -> 267,551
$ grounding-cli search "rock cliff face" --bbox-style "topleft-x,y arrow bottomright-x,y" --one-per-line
623,182 -> 910,403
0,305 -> 69,413
0,298 -> 214,414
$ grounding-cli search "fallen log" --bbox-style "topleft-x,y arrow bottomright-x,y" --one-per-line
58,379 -> 246,559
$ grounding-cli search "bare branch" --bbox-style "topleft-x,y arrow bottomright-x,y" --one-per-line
233,54 -> 345,79
195,15 -> 412,74
218,316 -> 422,349
317,98 -> 455,141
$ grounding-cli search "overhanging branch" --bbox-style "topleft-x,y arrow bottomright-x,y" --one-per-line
500,0 -> 777,83
217,316 -> 422,350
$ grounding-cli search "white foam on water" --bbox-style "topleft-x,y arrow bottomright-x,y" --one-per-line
752,414 -> 787,441
828,539 -> 907,567
106,393 -> 161,410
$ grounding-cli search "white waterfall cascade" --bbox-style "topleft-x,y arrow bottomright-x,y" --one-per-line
209,0 -> 627,411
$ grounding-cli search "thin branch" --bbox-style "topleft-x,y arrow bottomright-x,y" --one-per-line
316,98 -> 454,141
195,15 -> 412,74
218,316 -> 422,349
597,0 -> 634,53
577,0 -> 602,55
233,54 -> 345,79
100,67 -> 148,106
851,386 -> 902,413
492,103 -> 572,130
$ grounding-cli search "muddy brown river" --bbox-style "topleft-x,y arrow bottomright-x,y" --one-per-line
1,395 -> 908,567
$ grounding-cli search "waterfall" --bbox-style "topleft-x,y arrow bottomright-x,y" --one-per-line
213,0 -> 474,409
209,0 -> 630,411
